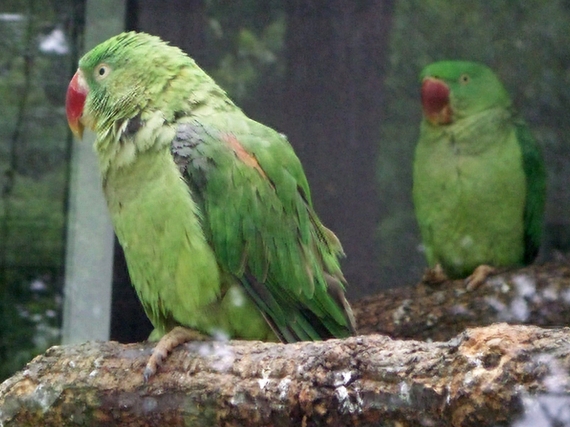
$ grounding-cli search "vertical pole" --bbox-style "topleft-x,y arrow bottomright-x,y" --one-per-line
62,0 -> 126,344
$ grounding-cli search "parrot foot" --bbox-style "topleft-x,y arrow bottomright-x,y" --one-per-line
421,264 -> 448,285
144,326 -> 208,381
465,265 -> 496,291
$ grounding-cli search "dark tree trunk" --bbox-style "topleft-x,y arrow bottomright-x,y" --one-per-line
110,238 -> 152,342
283,1 -> 395,298
126,0 -> 207,62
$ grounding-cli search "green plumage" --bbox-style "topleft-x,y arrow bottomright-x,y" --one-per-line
76,32 -> 355,342
413,60 -> 546,278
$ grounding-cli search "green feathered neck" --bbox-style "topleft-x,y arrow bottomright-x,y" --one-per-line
78,32 -> 238,175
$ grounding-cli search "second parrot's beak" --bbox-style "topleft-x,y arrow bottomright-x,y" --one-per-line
66,70 -> 88,139
421,77 -> 452,125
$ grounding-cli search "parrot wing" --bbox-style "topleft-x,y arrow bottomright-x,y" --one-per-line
171,117 -> 355,342
516,118 -> 546,263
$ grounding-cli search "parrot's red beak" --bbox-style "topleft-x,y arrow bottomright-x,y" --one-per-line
66,70 -> 88,139
421,77 -> 452,125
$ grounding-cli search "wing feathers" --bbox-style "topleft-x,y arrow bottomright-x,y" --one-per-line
171,119 -> 355,341
515,119 -> 546,264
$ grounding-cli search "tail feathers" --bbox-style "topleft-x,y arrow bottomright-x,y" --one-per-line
324,273 -> 357,335
241,272 -> 356,343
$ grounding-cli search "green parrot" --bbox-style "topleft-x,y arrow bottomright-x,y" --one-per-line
65,32 -> 355,377
413,60 -> 545,284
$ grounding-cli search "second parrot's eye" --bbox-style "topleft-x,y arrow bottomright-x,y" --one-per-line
95,64 -> 111,81
460,74 -> 470,84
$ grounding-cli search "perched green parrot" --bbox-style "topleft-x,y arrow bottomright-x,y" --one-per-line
413,60 -> 545,284
66,32 -> 355,377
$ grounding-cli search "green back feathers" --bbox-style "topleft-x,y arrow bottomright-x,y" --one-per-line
173,118 -> 354,341
515,120 -> 546,263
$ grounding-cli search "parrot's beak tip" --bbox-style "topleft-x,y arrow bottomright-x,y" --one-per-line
70,122 -> 85,140
66,70 -> 88,140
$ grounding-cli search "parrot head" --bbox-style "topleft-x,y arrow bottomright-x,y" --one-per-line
419,60 -> 511,125
66,32 -> 189,139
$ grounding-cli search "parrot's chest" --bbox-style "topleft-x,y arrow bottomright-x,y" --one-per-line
413,126 -> 527,274
415,127 -> 524,212
102,152 -> 197,251
101,149 -> 222,328
99,146 -> 275,340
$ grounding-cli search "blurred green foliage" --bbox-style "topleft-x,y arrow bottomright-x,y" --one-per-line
203,0 -> 286,115
0,0 -> 76,380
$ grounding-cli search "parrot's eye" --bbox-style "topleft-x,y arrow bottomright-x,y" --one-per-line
94,63 -> 111,81
460,74 -> 470,84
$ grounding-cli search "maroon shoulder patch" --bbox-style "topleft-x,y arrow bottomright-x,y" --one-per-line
222,134 -> 268,179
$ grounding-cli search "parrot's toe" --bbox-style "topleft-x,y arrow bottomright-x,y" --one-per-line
143,326 -> 209,382
421,264 -> 448,286
465,264 -> 496,291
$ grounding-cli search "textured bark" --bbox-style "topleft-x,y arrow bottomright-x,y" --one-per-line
354,262 -> 570,341
3,263 -> 570,426
1,324 -> 569,427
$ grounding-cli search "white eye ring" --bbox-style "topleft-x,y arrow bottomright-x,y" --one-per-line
95,63 -> 111,80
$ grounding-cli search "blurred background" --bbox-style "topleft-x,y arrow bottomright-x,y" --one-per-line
0,0 -> 568,381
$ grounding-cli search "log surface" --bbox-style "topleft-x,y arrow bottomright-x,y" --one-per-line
1,324 -> 570,426
2,263 -> 570,426
354,263 -> 570,341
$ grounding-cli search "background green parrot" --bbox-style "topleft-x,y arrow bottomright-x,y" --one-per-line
65,32 -> 355,378
413,60 -> 546,285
